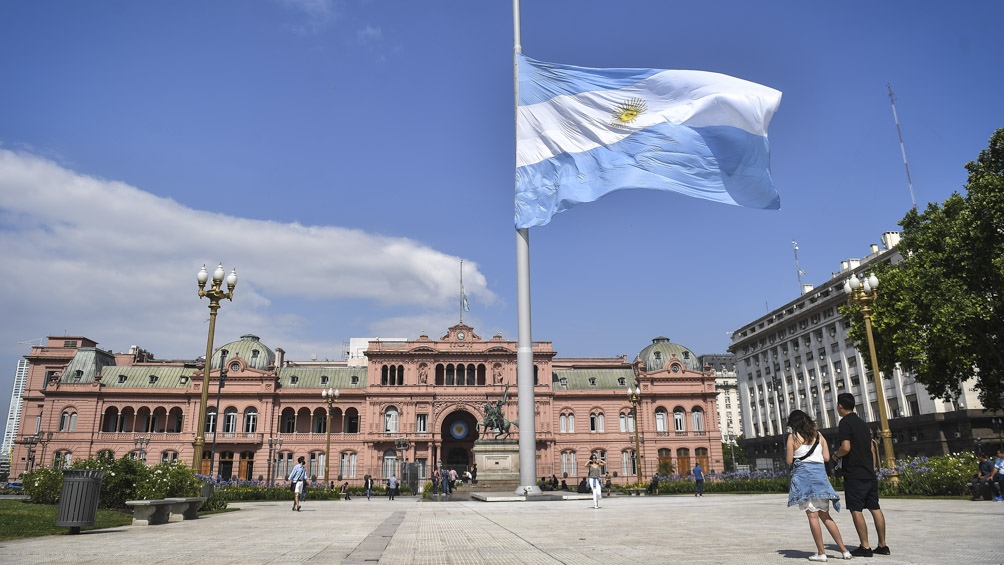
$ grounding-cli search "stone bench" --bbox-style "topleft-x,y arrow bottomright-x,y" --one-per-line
164,497 -> 207,521
624,488 -> 646,496
125,497 -> 206,525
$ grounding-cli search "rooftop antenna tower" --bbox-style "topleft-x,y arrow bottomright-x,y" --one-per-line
887,84 -> 918,211
793,240 -> 807,295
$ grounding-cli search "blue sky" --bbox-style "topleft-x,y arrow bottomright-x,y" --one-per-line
1,1 -> 1002,429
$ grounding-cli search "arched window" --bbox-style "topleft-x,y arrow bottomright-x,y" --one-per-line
168,408 -> 184,433
309,452 -> 320,479
619,411 -> 635,432
567,413 -> 575,432
102,407 -> 119,433
655,409 -> 667,433
313,408 -> 327,433
161,451 -> 179,462
674,408 -> 686,432
275,452 -> 293,480
621,449 -> 637,476
340,452 -> 357,479
677,447 -> 691,474
345,408 -> 360,434
381,364 -> 405,386
243,408 -> 258,434
559,413 -> 567,433
205,408 -> 217,433
692,407 -> 705,432
382,449 -> 397,478
561,450 -> 577,476
223,408 -> 238,434
590,412 -> 604,433
136,408 -> 152,433
384,406 -> 399,433
59,410 -> 77,432
280,408 -> 296,433
695,447 -> 710,471
53,450 -> 72,469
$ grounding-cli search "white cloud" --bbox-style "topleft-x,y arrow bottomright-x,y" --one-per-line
276,0 -> 342,35
0,149 -> 496,364
357,24 -> 382,42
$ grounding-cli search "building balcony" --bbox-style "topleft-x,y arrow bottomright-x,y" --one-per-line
97,431 -> 186,441
208,432 -> 264,444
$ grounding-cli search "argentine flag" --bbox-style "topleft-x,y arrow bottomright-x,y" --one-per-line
515,54 -> 782,228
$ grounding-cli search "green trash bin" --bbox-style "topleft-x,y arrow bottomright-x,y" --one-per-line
56,469 -> 106,534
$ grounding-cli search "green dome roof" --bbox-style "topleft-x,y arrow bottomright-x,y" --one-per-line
635,337 -> 700,372
212,334 -> 275,370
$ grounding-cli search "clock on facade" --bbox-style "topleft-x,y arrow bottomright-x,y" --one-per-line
456,331 -> 466,340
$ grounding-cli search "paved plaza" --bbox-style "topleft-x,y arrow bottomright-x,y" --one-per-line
1,493 -> 1001,564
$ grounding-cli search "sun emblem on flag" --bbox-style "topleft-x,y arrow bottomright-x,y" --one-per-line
612,98 -> 647,125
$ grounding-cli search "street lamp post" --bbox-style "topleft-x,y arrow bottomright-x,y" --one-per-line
322,388 -> 340,486
17,435 -> 39,474
726,424 -> 737,471
134,435 -> 151,463
37,432 -> 53,468
627,385 -> 643,482
208,349 -> 229,478
267,437 -> 283,487
193,263 -> 237,471
844,272 -> 899,486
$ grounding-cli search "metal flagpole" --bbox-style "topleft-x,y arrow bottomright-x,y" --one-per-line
460,259 -> 464,323
513,0 -> 541,496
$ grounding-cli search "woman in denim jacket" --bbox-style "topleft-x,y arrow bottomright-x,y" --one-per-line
786,410 -> 852,562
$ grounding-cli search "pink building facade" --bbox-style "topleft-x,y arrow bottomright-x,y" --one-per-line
10,326 -> 723,485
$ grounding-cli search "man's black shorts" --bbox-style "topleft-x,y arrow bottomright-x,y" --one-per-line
843,477 -> 881,511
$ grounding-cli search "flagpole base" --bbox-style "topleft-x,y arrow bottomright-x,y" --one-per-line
515,484 -> 543,496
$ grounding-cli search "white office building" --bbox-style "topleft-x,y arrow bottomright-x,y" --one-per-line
729,232 -> 998,470
2,358 -> 30,474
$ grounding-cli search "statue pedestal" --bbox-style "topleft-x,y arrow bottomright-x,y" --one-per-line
472,440 -> 520,485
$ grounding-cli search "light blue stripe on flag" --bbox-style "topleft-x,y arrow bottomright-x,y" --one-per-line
515,54 -> 782,228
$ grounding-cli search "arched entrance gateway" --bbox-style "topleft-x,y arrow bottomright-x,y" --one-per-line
437,410 -> 479,475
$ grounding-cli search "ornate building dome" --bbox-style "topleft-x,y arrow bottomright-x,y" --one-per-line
635,336 -> 701,372
212,334 -> 275,370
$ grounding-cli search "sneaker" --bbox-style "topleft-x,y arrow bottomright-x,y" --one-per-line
873,546 -> 890,555
842,551 -> 853,560
850,547 -> 873,558
808,554 -> 828,562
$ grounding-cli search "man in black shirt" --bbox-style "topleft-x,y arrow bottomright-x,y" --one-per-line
832,393 -> 890,557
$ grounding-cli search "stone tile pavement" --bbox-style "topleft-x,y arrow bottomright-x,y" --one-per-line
1,494 -> 1001,564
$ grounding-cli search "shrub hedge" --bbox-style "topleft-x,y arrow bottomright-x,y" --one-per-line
18,452 -> 977,508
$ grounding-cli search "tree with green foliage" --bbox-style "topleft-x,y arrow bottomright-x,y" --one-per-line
845,128 -> 1004,411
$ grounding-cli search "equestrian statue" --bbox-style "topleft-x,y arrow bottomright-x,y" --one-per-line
478,382 -> 519,440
